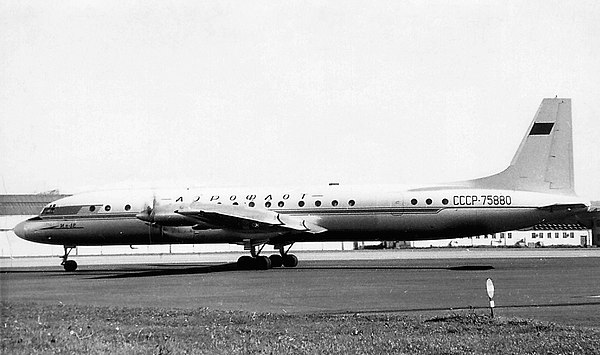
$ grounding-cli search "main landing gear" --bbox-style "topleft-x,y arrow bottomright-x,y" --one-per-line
61,246 -> 78,271
237,244 -> 298,270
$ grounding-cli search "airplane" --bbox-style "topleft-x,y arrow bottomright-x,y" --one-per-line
13,98 -> 590,271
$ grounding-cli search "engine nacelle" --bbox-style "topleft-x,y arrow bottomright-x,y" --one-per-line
135,210 -> 198,226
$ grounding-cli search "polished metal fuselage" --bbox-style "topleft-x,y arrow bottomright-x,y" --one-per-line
14,185 -> 588,247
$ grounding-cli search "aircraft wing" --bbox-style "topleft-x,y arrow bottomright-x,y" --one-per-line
175,203 -> 327,234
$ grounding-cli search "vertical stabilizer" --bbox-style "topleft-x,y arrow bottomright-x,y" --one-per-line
466,98 -> 574,194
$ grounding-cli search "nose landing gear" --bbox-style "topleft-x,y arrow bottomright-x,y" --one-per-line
61,246 -> 78,271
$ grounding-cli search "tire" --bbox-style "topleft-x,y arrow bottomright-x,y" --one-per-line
237,256 -> 255,270
282,254 -> 298,268
63,260 -> 78,272
269,254 -> 283,268
255,256 -> 272,270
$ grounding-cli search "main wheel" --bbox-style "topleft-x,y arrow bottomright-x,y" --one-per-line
282,254 -> 298,268
63,260 -> 77,271
237,256 -> 255,270
269,254 -> 283,268
255,256 -> 272,270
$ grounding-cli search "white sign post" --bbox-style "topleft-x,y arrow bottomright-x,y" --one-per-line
486,278 -> 495,318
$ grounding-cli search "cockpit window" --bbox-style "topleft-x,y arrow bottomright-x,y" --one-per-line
41,206 -> 55,215
41,205 -> 84,216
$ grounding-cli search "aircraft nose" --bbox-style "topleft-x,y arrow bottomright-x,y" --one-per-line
13,220 -> 28,240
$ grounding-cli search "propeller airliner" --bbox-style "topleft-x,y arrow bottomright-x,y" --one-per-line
13,98 -> 589,271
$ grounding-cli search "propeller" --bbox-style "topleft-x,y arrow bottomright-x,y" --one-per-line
136,193 -> 158,224
135,192 -> 158,244
135,193 -> 196,227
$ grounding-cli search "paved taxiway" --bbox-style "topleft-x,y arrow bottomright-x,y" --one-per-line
2,249 -> 599,327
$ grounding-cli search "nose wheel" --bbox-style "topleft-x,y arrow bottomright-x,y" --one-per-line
61,246 -> 78,271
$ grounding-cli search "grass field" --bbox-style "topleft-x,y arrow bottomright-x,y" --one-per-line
2,302 -> 599,354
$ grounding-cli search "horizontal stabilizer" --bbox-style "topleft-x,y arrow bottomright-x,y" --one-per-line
537,203 -> 588,212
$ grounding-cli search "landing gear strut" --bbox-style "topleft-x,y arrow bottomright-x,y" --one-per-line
61,246 -> 77,271
236,243 -> 298,270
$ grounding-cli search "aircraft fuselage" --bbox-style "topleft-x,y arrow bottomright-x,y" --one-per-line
15,185 -> 588,246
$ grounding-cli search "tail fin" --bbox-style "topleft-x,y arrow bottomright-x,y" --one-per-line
466,98 -> 575,195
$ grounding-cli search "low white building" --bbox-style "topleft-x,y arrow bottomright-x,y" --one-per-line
410,223 -> 592,248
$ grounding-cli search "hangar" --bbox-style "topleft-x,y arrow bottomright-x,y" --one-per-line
0,193 -> 70,257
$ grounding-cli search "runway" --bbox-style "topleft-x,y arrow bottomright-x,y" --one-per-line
2,249 -> 599,327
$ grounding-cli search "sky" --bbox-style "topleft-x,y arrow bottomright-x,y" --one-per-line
1,0 -> 599,199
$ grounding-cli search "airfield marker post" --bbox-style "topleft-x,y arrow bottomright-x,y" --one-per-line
486,278 -> 495,318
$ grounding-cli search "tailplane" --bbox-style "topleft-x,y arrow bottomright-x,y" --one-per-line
466,98 -> 575,195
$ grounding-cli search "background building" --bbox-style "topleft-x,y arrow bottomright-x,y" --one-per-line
1,193 -> 70,257
590,201 -> 600,246
409,223 -> 591,248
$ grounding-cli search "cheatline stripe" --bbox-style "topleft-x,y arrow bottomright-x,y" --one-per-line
274,208 -> 443,214
34,206 -> 537,221
38,213 -> 139,220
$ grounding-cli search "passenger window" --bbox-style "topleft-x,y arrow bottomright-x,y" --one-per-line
426,198 -> 432,205
411,199 -> 418,205
348,200 -> 355,206
298,201 -> 305,207
331,200 -> 338,207
315,200 -> 322,207
105,205 -> 111,212
124,204 -> 131,211
249,201 -> 255,207
89,206 -> 96,212
265,201 -> 271,208
278,201 -> 284,207
442,198 -> 448,205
